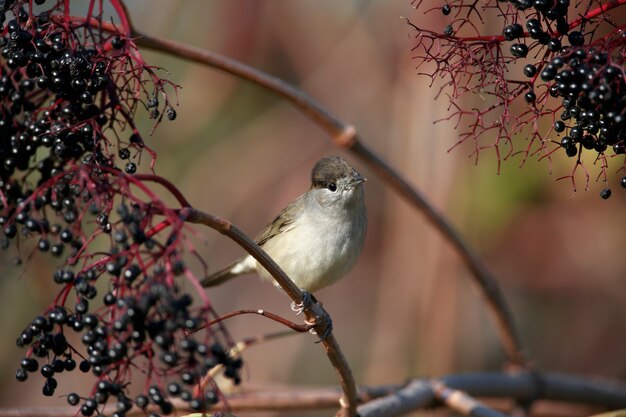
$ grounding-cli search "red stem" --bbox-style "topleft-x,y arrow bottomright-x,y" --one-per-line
411,0 -> 626,43
109,0 -> 131,36
197,309 -> 312,333
569,0 -> 626,30
132,174 -> 192,207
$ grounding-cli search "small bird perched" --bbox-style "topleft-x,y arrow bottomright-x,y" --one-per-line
201,156 -> 367,295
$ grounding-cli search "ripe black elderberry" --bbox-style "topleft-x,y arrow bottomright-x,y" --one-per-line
510,43 -> 528,58
124,162 -> 137,174
67,393 -> 80,406
503,23 -> 523,41
600,188 -> 611,199
15,368 -> 28,381
554,121 -> 565,132
548,38 -> 562,52
523,64 -> 537,77
568,31 -> 584,46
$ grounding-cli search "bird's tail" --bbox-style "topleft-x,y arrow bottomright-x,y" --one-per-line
201,255 -> 256,287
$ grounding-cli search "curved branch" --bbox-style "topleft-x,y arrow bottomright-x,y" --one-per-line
179,207 -> 358,417
132,173 -> 191,207
131,30 -> 527,367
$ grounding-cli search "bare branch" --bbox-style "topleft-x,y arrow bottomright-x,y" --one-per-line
433,380 -> 511,417
197,309 -> 313,333
358,372 -> 626,417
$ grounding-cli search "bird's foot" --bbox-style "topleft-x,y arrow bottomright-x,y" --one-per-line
291,291 -> 331,341
306,312 -> 333,343
290,290 -> 315,315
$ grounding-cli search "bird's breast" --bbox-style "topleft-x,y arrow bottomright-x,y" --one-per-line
257,207 -> 366,292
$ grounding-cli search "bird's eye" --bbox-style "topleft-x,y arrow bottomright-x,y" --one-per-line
328,183 -> 337,192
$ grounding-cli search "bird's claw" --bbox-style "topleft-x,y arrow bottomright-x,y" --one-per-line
307,313 -> 333,343
290,291 -> 331,342
290,290 -> 314,315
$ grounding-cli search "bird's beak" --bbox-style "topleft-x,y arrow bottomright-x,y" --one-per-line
351,173 -> 366,186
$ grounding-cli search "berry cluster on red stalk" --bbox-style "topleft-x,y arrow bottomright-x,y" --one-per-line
3,1 -> 239,415
410,0 -> 626,196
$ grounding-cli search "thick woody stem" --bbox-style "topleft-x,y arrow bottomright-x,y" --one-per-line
132,30 -> 527,368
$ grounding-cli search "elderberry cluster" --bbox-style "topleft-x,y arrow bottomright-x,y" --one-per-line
501,0 -> 575,58
0,2 -> 138,218
16,278 -> 232,414
0,0 -> 178,212
12,171 -> 240,415
537,51 -> 626,165
439,0 -> 626,194
0,0 -> 230,415
0,178 -> 93,260
0,14 -> 114,181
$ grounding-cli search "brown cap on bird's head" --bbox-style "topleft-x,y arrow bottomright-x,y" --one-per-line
311,156 -> 365,190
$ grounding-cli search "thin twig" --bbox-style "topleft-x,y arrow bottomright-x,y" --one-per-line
131,28 -> 527,368
197,309 -> 313,333
179,207 -> 358,417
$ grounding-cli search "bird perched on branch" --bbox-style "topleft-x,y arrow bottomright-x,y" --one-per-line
201,156 -> 367,296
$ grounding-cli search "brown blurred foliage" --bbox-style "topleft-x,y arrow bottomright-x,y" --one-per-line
0,1 -> 624,416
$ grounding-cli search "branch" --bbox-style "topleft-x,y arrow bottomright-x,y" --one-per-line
131,27 -> 527,368
433,380 -> 511,417
0,385 -> 399,417
198,309 -> 313,333
132,173 -> 192,207
2,372 -> 625,417
179,207 -> 358,417
568,0 -> 626,31
358,372 -> 626,417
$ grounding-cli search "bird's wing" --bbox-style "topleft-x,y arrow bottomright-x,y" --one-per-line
200,255 -> 256,287
201,194 -> 305,288
254,193 -> 304,246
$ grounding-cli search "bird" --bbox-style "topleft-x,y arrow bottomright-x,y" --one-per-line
201,156 -> 367,296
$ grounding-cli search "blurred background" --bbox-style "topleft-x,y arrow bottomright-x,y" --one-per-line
1,1 -> 625,416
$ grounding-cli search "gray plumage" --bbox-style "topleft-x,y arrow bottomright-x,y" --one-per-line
201,156 -> 367,292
